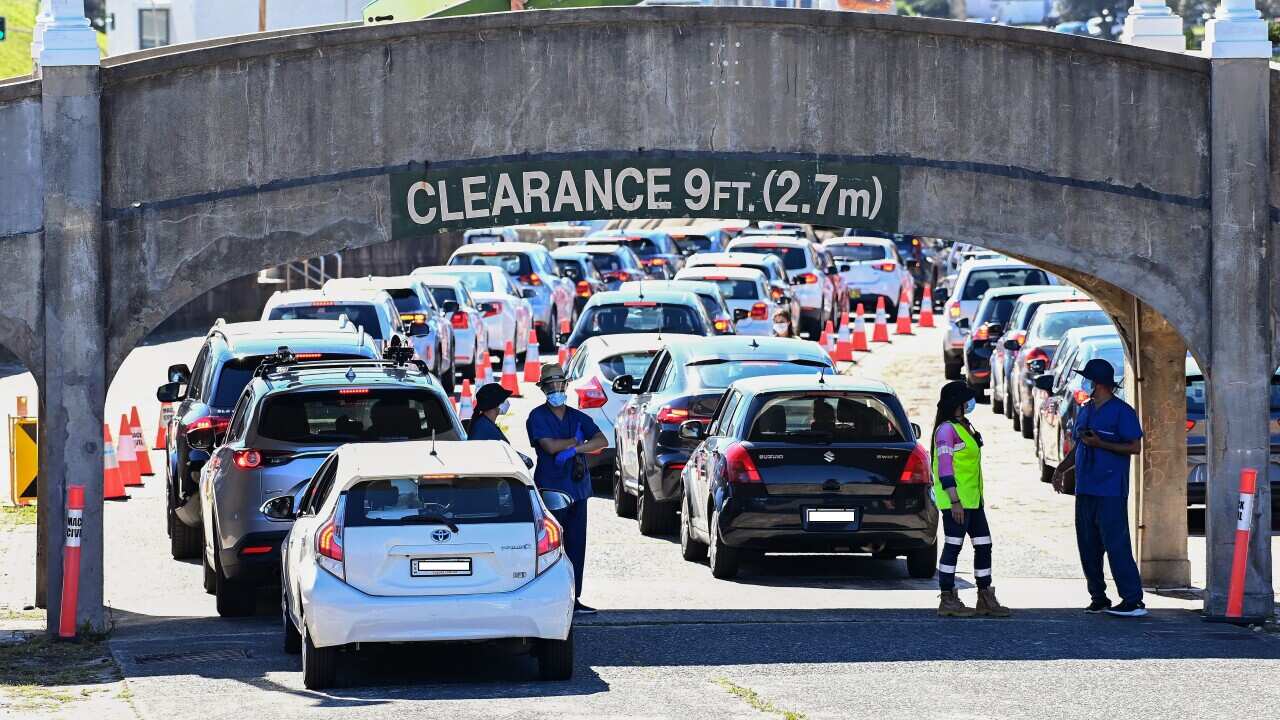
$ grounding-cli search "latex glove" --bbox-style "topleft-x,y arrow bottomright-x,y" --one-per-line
555,447 -> 577,466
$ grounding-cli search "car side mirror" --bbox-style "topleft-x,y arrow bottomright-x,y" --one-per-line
540,489 -> 572,512
167,363 -> 191,384
911,422 -> 922,439
956,317 -> 970,330
156,381 -> 186,403
1003,339 -> 1020,351
733,308 -> 750,322
678,420 -> 706,442
839,264 -> 851,272
521,288 -> 537,299
409,322 -> 430,337
259,494 -> 295,521
558,332 -> 571,345
1034,374 -> 1056,392
1029,359 -> 1048,374
986,323 -> 1004,337
441,300 -> 460,314
611,374 -> 636,394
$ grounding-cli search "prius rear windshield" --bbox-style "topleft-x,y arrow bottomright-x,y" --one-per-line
268,304 -> 383,339
345,476 -> 533,526
255,389 -> 457,443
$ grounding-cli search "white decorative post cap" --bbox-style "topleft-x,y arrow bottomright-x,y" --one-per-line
36,0 -> 100,67
1119,0 -> 1186,52
1203,0 -> 1272,58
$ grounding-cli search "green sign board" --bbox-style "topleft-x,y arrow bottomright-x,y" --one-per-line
389,154 -> 899,239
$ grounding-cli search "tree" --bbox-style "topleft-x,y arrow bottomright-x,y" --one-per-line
1056,0 -> 1127,35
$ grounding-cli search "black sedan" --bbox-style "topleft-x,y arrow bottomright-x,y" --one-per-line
679,374 -> 938,580
611,336 -> 835,536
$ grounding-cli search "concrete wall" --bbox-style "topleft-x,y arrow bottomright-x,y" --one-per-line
0,80 -> 45,377
81,7 -> 1216,371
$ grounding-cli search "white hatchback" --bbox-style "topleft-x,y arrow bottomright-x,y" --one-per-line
268,441 -> 576,690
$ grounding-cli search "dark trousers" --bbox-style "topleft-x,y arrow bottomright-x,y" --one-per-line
556,498 -> 588,599
938,506 -> 992,591
1075,494 -> 1143,604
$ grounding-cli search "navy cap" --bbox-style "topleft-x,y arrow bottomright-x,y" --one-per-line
1073,358 -> 1119,388
474,383 -> 513,413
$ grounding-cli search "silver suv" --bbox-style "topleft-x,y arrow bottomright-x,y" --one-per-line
199,351 -> 463,616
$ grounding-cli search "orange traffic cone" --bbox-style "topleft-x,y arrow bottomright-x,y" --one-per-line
835,311 -> 853,362
559,316 -> 572,343
103,424 -> 127,501
894,288 -> 913,336
918,284 -> 935,328
523,327 -> 542,382
155,401 -> 174,448
823,320 -> 837,356
501,341 -> 521,396
872,297 -> 891,343
130,406 -> 154,476
476,348 -> 492,386
851,303 -> 869,352
117,415 -> 143,487
458,379 -> 474,422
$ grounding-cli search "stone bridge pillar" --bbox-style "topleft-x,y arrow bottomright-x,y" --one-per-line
35,1 -> 107,634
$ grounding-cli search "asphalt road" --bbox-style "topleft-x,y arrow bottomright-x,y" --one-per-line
2,323 -> 1279,719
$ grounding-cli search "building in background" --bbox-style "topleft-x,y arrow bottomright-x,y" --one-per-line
105,0 -> 363,55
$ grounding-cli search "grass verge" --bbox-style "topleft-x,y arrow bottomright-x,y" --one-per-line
0,504 -> 37,530
0,631 -> 121,712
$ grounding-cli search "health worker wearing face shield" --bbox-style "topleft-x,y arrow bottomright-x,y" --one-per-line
526,363 -> 607,614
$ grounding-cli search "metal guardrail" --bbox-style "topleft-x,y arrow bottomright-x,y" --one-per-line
257,253 -> 345,289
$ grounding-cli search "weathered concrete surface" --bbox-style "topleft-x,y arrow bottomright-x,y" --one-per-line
90,8 -> 1215,368
38,65 -> 107,632
0,83 -> 45,377
1206,59 -> 1273,619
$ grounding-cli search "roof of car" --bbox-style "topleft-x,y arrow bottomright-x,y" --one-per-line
577,333 -> 667,355
1062,325 -> 1121,343
414,274 -> 465,289
550,248 -> 592,260
960,258 -> 1036,272
823,236 -> 895,248
662,335 -> 833,364
1035,301 -> 1103,315
566,243 -> 625,254
589,229 -> 671,239
686,252 -> 781,267
675,266 -> 767,281
583,289 -> 703,308
332,441 -> 532,486
324,275 -> 426,293
975,284 -> 1060,301
208,320 -> 377,356
453,241 -> 547,254
618,280 -> 720,296
729,372 -> 894,396
1016,289 -> 1088,305
728,236 -> 809,248
258,360 -> 442,394
266,288 -> 393,305
414,265 -> 507,278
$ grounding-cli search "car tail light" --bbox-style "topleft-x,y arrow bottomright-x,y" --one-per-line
576,377 -> 608,410
233,449 -> 262,469
899,444 -> 931,485
240,545 -> 273,556
338,388 -> 370,395
400,312 -> 428,324
1074,389 -> 1091,405
873,262 -> 897,272
770,286 -> 785,301
293,352 -> 322,360
520,273 -> 543,286
451,311 -> 469,329
576,281 -> 592,298
649,257 -> 667,267
974,325 -> 990,341
1023,347 -> 1050,367
656,405 -> 691,424
797,272 -> 819,285
187,416 -> 231,433
1186,419 -> 1196,431
535,515 -> 563,575
947,303 -> 961,320
315,495 -> 346,580
481,302 -> 503,318
625,301 -> 657,307
605,270 -> 632,283
310,300 -> 336,307
724,443 -> 762,484
713,317 -> 731,333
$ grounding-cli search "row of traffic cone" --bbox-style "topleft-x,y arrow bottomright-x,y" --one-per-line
104,408 -> 157,501
827,284 -> 937,363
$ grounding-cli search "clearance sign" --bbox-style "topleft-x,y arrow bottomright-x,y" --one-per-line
389,153 -> 899,239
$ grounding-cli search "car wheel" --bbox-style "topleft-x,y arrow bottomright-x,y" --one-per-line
990,387 -> 1004,415
707,508 -> 740,580
679,493 -> 707,563
1011,408 -> 1022,432
540,311 -> 558,354
169,505 -> 202,560
636,478 -> 677,537
439,364 -> 455,395
944,362 -> 962,381
212,521 -> 256,617
906,545 -> 938,579
459,361 -> 475,382
1021,411 -> 1035,440
202,551 -> 216,595
1039,452 -> 1056,484
612,459 -> 636,518
536,628 -> 575,681
301,622 -> 338,690
282,591 -> 301,655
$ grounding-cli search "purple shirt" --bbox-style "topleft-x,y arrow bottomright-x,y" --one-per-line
934,423 -> 963,480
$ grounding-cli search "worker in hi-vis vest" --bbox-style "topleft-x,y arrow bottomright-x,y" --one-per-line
930,381 -> 1011,618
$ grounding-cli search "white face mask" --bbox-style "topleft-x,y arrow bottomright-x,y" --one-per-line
498,400 -> 511,415
773,322 -> 790,335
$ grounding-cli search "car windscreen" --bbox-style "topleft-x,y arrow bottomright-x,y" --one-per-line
1186,373 -> 1280,416
556,260 -> 586,281
443,272 -> 495,293
1035,310 -> 1111,341
732,245 -> 808,270
689,277 -> 760,301
673,235 -> 713,253
616,237 -> 661,258
598,351 -> 658,381
211,356 -> 269,409
345,476 -> 532,527
268,304 -> 384,339
828,244 -> 888,261
586,253 -> 624,273
573,303 -> 705,341
977,298 -> 1018,325
686,358 -> 831,389
748,393 -> 906,443
452,252 -> 533,276
386,288 -> 428,315
693,293 -> 723,317
255,389 -> 457,443
961,269 -> 1051,300
427,287 -> 457,306
1080,346 -> 1128,382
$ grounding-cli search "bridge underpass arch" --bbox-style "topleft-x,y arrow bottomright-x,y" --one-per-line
0,6 -> 1272,631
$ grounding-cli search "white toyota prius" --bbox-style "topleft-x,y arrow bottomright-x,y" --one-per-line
264,440 -> 576,690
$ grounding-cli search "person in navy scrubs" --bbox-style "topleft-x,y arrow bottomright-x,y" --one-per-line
526,363 -> 606,614
467,383 -> 513,442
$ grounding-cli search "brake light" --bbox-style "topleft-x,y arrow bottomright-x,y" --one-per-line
316,496 -> 346,580
625,301 -> 657,307
1186,419 -> 1196,431
724,443 -> 762,484
294,352 -> 322,359
576,377 -> 608,410
310,301 -> 336,307
1074,389 -> 1091,405
656,405 -> 690,424
338,388 -> 370,395
1008,330 -> 1027,348
703,275 -> 729,281
899,444 -> 931,484
649,257 -> 666,266
451,311 -> 469,329
240,545 -> 273,555
399,312 -> 428,325
536,515 -> 563,575
770,287 -> 785,301
187,416 -> 230,433
797,273 -> 819,285
520,273 -> 543,286
947,303 -> 961,320
1024,347 -> 1050,367
605,270 -> 632,282
873,262 -> 897,272
482,302 -> 502,318
974,325 -> 990,342
233,449 -> 262,469
750,302 -> 769,320
713,318 -> 731,333
576,280 -> 592,298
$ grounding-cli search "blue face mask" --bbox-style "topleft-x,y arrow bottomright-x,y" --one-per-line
1081,379 -> 1095,395
546,391 -> 567,408
964,398 -> 977,415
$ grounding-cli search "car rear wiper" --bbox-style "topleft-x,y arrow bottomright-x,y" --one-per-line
401,512 -> 459,533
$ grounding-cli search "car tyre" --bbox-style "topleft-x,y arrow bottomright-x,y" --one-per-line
906,544 -> 938,579
301,622 -> 338,690
991,387 -> 1005,415
540,311 -> 558,353
707,509 -> 740,580
169,505 -> 202,560
1011,407 -> 1022,432
438,364 -> 455,395
1021,411 -> 1035,440
612,459 -> 636,519
1039,451 -> 1057,484
944,362 -> 962,381
282,593 -> 301,655
202,552 -> 216,595
636,473 -> 677,537
679,494 -> 707,563
536,629 -> 575,681
212,521 -> 256,617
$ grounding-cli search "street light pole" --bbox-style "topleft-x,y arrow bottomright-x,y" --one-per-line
259,0 -> 267,32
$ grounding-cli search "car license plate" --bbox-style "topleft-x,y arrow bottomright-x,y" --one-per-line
805,508 -> 859,524
411,557 -> 472,577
